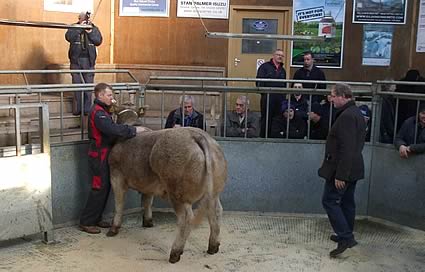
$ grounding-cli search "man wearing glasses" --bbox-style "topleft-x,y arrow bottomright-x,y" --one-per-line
256,49 -> 287,138
165,95 -> 204,130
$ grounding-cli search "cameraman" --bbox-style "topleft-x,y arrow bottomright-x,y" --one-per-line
65,11 -> 103,126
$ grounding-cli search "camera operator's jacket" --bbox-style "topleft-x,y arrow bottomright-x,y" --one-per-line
65,23 -> 102,67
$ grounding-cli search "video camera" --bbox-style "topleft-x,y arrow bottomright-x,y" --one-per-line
83,11 -> 91,24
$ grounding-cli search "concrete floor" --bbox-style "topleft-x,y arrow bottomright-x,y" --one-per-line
0,212 -> 424,272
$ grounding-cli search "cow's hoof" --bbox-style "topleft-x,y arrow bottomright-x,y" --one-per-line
169,250 -> 183,263
106,226 -> 120,237
207,243 -> 220,255
142,218 -> 154,228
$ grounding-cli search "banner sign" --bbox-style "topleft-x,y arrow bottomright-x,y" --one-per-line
416,0 -> 425,52
177,0 -> 229,19
362,24 -> 393,66
353,0 -> 407,24
120,0 -> 170,17
291,0 -> 346,68
44,0 -> 93,13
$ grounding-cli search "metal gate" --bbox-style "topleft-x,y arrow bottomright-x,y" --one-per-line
0,103 -> 53,242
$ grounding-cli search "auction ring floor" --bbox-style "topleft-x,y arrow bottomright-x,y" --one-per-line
1,212 -> 424,272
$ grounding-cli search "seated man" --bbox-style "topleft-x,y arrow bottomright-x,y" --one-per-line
165,95 -> 204,129
290,83 -> 309,120
309,102 -> 329,140
224,95 -> 259,138
395,104 -> 425,158
270,101 -> 306,139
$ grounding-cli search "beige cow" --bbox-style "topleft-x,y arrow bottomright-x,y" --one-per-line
106,127 -> 228,263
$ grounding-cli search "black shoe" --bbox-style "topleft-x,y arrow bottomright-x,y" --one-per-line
330,234 -> 339,243
329,239 -> 358,258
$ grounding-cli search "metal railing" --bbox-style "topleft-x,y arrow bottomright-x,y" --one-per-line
0,69 -> 142,142
146,76 -> 374,140
0,103 -> 50,156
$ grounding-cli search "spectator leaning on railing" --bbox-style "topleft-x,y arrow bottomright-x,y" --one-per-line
394,104 -> 425,158
224,95 -> 259,138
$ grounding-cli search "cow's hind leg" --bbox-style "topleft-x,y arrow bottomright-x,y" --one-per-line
169,202 -> 193,263
142,194 -> 154,228
207,197 -> 223,255
106,172 -> 127,237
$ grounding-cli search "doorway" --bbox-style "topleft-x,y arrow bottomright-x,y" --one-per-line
227,6 -> 292,111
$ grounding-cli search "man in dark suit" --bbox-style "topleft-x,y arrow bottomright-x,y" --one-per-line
256,49 -> 287,138
318,83 -> 367,257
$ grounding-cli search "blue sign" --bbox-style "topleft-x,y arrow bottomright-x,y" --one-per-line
253,21 -> 268,31
120,0 -> 169,17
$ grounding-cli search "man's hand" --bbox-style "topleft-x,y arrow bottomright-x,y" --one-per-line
335,179 -> 346,190
399,145 -> 409,159
136,126 -> 149,133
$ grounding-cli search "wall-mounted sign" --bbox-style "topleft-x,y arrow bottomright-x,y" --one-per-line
120,0 -> 170,17
177,0 -> 229,19
362,24 -> 394,66
416,0 -> 425,52
353,0 -> 407,24
291,0 -> 346,68
44,0 -> 93,13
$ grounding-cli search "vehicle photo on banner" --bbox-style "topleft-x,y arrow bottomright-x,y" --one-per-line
291,0 -> 346,68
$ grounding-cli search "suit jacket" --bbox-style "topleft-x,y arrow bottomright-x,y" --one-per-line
318,100 -> 367,182
225,111 -> 259,138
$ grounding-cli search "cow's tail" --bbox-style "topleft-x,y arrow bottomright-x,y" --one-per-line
191,132 -> 214,226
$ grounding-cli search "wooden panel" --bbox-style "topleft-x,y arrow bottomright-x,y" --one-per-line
0,0 -> 111,79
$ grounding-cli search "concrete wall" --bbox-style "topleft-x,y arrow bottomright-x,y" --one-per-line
50,140 -> 423,230
50,140 -> 372,225
368,145 -> 425,230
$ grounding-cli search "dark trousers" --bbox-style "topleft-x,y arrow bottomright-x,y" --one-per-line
322,179 -> 357,241
80,150 -> 111,226
71,58 -> 94,115
260,93 -> 285,138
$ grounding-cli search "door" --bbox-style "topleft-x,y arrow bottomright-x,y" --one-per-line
227,6 -> 292,111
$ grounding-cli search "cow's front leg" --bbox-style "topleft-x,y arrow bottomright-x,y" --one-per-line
142,194 -> 154,228
107,172 -> 127,237
169,202 -> 193,263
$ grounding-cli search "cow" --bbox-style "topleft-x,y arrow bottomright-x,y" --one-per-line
106,127 -> 228,263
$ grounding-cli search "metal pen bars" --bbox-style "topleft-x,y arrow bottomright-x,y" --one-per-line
0,69 -> 141,142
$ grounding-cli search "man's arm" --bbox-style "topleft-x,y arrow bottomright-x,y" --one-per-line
94,111 -> 136,139
256,64 -> 266,87
335,114 -> 358,182
409,143 -> 425,154
316,69 -> 327,89
225,113 -> 242,137
65,28 -> 82,43
87,25 -> 103,46
164,110 -> 175,128
246,114 -> 260,138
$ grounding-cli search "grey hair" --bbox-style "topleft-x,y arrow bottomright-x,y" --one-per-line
237,95 -> 249,105
180,95 -> 194,105
332,83 -> 353,99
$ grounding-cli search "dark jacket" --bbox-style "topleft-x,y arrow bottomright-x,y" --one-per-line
165,108 -> 204,130
256,59 -> 287,88
65,24 -> 103,67
394,116 -> 425,150
225,111 -> 260,138
290,94 -> 309,119
270,114 -> 307,139
318,100 -> 367,182
293,65 -> 326,103
256,59 -> 287,137
309,117 -> 329,140
380,95 -> 396,144
88,99 -> 137,149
